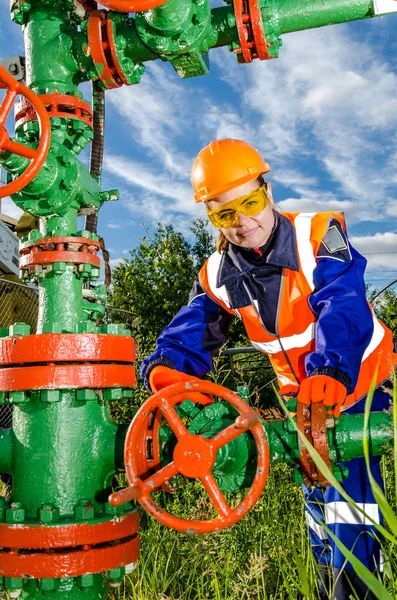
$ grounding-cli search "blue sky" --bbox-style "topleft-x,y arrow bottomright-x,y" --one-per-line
1,1 -> 397,288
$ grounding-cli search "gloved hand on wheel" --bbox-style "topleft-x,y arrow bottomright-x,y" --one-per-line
149,365 -> 197,392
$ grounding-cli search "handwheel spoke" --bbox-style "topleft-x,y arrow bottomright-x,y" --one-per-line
0,90 -> 17,125
201,473 -> 230,518
142,461 -> 179,495
3,138 -> 38,159
160,397 -> 188,439
210,423 -> 244,451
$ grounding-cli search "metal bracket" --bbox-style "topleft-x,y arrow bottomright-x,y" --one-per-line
0,57 -> 26,82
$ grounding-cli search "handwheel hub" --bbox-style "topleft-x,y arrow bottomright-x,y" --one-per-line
173,434 -> 215,478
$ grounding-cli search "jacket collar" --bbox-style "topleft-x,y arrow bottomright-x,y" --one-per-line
217,213 -> 299,286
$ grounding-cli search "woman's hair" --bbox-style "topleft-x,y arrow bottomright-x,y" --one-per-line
210,175 -> 266,254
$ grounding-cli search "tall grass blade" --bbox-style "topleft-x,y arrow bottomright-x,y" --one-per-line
324,526 -> 392,600
362,380 -> 397,537
292,548 -> 311,598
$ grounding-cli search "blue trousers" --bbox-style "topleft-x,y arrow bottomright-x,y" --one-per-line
303,387 -> 391,598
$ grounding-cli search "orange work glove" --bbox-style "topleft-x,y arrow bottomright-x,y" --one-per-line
149,365 -> 197,392
297,375 -> 347,417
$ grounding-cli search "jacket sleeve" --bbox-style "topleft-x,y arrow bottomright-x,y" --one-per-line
304,218 -> 374,393
140,280 -> 233,390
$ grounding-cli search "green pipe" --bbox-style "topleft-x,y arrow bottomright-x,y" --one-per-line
331,411 -> 393,463
0,428 -> 12,474
143,0 -> 192,33
210,7 -> 237,49
11,391 -> 119,518
264,410 -> 394,466
40,209 -> 77,238
36,268 -> 84,334
24,2 -> 79,94
276,0 -> 374,35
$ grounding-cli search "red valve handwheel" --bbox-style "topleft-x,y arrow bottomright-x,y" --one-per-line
0,66 -> 51,199
99,0 -> 167,12
110,379 -> 270,533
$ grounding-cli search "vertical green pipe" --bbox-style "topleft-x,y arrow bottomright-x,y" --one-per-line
24,2 -> 79,94
37,210 -> 85,334
11,392 -> 118,518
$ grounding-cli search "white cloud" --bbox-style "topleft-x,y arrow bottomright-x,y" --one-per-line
351,232 -> 397,276
107,62 -> 201,177
104,160 -> 202,220
212,25 -> 397,220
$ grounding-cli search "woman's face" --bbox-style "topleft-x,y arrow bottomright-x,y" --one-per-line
208,180 -> 275,249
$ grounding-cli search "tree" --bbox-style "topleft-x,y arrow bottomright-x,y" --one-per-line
111,223 -> 202,356
368,286 -> 397,341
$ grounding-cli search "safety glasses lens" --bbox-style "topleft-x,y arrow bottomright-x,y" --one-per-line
207,186 -> 268,228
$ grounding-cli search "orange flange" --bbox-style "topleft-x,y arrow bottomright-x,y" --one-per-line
233,0 -> 270,63
15,94 -> 94,130
110,379 -> 270,533
87,11 -> 123,89
106,12 -> 130,86
0,66 -> 51,198
311,403 -> 333,487
0,511 -> 139,549
248,0 -> 270,60
19,250 -> 100,268
19,235 -> 100,269
297,402 -> 333,486
0,363 -> 136,391
0,333 -> 135,365
0,535 -> 139,578
20,235 -> 100,251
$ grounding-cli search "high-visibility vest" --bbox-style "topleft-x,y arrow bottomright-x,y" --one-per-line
200,212 -> 396,409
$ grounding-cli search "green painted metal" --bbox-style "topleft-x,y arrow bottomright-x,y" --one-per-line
0,428 -> 12,474
157,399 -> 394,491
18,575 -> 109,600
16,0 -> 79,95
10,391 -> 119,516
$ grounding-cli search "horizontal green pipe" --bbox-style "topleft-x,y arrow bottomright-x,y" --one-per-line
0,428 -> 12,474
277,0 -> 375,35
332,411 -> 393,463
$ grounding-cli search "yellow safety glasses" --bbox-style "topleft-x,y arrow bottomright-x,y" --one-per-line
207,186 -> 269,228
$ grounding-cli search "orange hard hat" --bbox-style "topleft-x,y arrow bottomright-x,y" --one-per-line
191,138 -> 271,203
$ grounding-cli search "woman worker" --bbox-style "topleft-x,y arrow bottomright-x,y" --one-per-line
140,138 -> 396,599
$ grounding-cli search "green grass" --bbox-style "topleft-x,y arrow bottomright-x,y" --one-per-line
110,454 -> 397,600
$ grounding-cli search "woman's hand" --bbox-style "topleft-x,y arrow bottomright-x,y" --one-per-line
297,375 -> 347,417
